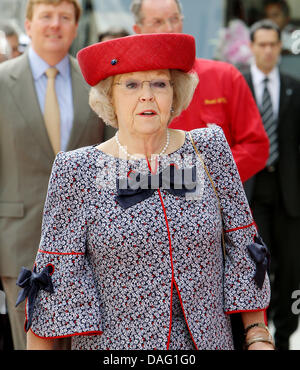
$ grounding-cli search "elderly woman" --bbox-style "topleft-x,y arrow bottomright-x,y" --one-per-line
16,34 -> 273,350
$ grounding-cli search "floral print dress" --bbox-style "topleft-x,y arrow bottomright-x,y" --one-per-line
24,127 -> 270,350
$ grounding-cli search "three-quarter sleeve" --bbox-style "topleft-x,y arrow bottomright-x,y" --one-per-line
194,126 -> 270,314
26,151 -> 103,338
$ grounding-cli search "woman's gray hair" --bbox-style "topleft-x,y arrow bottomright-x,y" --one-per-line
130,0 -> 183,24
89,70 -> 199,128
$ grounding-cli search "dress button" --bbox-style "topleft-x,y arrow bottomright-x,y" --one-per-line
111,59 -> 118,65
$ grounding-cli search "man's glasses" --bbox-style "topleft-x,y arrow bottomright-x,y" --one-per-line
113,79 -> 174,94
142,15 -> 183,29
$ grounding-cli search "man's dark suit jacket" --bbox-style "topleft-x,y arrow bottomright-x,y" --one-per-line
243,69 -> 300,218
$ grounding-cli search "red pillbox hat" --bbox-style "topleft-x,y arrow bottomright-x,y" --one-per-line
77,33 -> 196,86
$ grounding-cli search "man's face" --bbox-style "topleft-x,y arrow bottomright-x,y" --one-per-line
250,29 -> 282,73
133,0 -> 183,34
25,1 -> 78,61
264,4 -> 289,30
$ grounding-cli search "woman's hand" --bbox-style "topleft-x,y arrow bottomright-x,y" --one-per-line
245,326 -> 275,350
241,312 -> 275,350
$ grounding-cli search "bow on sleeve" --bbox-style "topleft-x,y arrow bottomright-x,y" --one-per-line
247,235 -> 270,289
15,265 -> 54,331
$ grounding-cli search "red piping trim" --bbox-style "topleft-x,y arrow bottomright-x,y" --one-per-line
167,280 -> 174,349
156,188 -> 174,350
146,158 -> 175,350
224,221 -> 256,233
173,280 -> 198,350
30,328 -> 103,340
156,188 -> 198,350
24,290 -> 103,339
38,249 -> 85,256
225,306 -> 269,325
147,159 -> 198,350
156,190 -> 175,278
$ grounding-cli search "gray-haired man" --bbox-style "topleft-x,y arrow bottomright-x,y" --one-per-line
130,0 -> 270,184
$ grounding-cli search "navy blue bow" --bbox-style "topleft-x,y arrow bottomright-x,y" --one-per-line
15,265 -> 54,331
247,235 -> 270,289
116,165 -> 197,209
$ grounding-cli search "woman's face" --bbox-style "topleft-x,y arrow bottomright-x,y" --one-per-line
111,69 -> 173,137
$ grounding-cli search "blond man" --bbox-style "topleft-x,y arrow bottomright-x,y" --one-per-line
0,0 -> 104,349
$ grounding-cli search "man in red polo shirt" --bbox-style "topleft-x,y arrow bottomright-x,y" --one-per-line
131,0 -> 269,182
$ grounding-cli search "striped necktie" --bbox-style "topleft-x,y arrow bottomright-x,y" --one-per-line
44,67 -> 61,155
261,77 -> 279,167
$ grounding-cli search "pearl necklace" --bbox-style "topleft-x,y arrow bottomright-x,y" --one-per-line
115,130 -> 170,160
